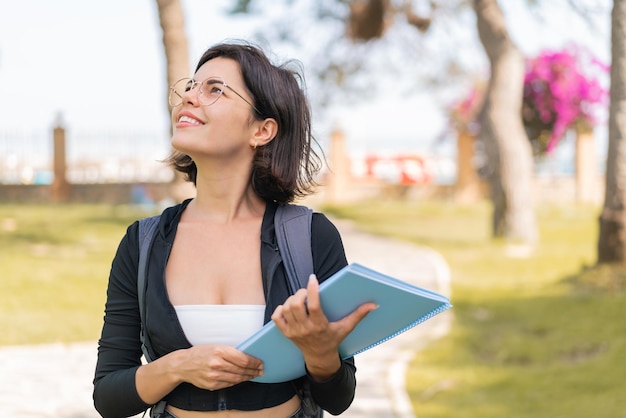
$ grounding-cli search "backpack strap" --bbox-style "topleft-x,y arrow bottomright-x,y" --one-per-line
274,204 -> 314,293
137,215 -> 160,363
275,204 -> 322,417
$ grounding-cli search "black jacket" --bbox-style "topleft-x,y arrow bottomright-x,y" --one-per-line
93,200 -> 356,417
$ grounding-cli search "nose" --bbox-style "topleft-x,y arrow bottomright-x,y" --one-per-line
181,81 -> 201,105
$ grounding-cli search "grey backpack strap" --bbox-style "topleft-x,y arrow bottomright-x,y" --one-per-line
275,204 -> 322,417
137,215 -> 160,363
274,204 -> 314,293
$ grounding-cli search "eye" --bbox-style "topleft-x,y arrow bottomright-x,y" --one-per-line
183,80 -> 195,92
204,79 -> 225,96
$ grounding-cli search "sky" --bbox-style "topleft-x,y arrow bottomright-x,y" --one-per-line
0,0 -> 611,161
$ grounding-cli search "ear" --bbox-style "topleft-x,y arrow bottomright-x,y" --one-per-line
250,118 -> 278,148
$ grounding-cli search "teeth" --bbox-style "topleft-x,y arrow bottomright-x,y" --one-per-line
179,115 -> 202,125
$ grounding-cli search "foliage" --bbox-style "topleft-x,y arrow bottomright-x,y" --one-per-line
231,0 -> 481,114
522,45 -> 609,153
325,200 -> 625,417
449,44 -> 608,155
448,81 -> 485,136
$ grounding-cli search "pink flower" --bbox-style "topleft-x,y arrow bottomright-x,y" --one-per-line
522,45 -> 609,152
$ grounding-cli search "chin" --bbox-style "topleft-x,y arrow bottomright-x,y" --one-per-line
171,132 -> 197,151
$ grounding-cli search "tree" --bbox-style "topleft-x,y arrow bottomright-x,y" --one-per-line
154,0 -> 194,201
473,0 -> 536,243
598,0 -> 626,263
235,0 -> 538,243
155,0 -> 190,117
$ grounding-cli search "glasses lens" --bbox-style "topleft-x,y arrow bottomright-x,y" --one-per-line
169,78 -> 193,107
199,78 -> 225,106
168,78 -> 226,107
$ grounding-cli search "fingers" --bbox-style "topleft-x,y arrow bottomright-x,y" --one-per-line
272,274 -> 375,335
335,302 -> 378,338
273,287 -> 310,327
183,345 -> 264,390
271,274 -> 378,356
222,346 -> 264,373
305,274 -> 320,314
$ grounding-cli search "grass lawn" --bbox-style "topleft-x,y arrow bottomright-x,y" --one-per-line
324,200 -> 626,418
2,201 -> 624,417
0,203 -> 155,345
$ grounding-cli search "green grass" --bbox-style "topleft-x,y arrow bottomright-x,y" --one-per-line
324,200 -> 626,418
0,204 -> 155,345
2,201 -> 625,416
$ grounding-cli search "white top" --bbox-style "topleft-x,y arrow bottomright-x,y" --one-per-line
174,305 -> 266,347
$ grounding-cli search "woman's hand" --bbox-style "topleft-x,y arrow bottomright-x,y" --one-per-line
175,345 -> 265,390
271,274 -> 377,381
136,345 -> 264,404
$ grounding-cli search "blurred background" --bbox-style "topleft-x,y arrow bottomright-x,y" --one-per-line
0,0 -> 609,207
1,1 -> 624,417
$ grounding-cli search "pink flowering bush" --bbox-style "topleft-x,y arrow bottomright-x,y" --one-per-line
522,45 -> 608,153
448,81 -> 486,138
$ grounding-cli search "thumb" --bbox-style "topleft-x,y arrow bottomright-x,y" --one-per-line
335,302 -> 378,338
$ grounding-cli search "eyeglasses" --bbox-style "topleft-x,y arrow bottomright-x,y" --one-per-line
168,77 -> 259,113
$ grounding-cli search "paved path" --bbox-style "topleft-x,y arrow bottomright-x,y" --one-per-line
333,219 -> 452,418
0,218 -> 451,418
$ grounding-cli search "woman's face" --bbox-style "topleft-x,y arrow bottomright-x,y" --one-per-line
170,57 -> 258,161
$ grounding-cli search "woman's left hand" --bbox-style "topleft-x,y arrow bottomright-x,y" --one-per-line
271,274 -> 377,381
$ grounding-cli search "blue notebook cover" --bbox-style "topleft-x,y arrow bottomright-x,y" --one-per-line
237,263 -> 452,383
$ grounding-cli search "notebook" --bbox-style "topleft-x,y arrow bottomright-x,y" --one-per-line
237,263 -> 452,383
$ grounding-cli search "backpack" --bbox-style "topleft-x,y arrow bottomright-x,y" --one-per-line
137,203 -> 322,417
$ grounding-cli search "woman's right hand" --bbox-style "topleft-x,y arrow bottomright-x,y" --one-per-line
136,345 -> 264,404
175,345 -> 265,390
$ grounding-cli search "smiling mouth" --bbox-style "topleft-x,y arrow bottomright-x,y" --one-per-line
178,115 -> 203,125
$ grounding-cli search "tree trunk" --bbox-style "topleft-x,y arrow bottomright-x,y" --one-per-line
598,0 -> 626,264
156,0 -> 190,110
155,0 -> 195,202
574,124 -> 597,203
473,0 -> 537,243
326,129 -> 352,204
455,129 -> 482,204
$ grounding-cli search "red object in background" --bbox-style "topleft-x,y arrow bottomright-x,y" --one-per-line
364,154 -> 431,185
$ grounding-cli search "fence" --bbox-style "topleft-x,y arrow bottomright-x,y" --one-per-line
0,126 -> 606,205
0,127 -> 173,185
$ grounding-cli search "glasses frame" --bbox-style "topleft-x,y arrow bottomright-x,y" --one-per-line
169,77 -> 260,114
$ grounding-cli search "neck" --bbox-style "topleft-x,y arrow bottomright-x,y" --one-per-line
187,163 -> 264,224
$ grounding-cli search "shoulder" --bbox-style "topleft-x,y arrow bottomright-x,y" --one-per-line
275,203 -> 343,242
310,211 -> 348,280
311,212 -> 342,242
270,202 -> 345,251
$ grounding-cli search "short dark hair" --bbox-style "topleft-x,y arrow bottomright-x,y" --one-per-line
167,41 -> 322,203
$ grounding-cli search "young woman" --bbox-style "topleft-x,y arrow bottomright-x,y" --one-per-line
93,41 -> 376,418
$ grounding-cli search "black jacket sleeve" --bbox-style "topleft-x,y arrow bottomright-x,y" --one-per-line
93,222 -> 151,418
307,213 -> 357,415
307,360 -> 356,416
